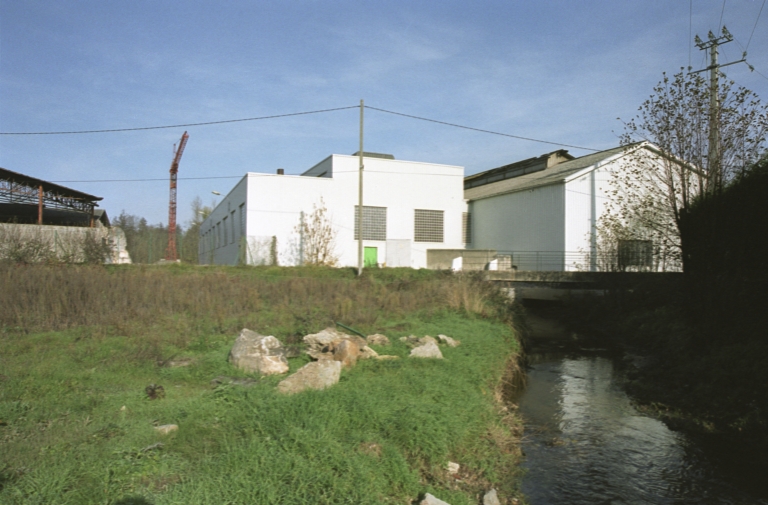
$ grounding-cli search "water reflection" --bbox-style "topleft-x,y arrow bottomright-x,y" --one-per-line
518,353 -> 767,505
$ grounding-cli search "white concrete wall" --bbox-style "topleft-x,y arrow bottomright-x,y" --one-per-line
199,175 -> 249,265
563,164 -> 613,271
200,154 -> 466,269
469,184 -> 566,270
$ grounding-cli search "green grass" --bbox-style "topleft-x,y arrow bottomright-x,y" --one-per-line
0,266 -> 523,504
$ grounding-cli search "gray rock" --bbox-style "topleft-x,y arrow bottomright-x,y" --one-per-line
410,341 -> 443,359
154,424 -> 178,435
366,333 -> 390,346
304,327 -> 367,367
399,335 -> 422,347
359,345 -> 379,359
277,360 -> 342,395
419,335 -> 438,345
229,329 -> 289,376
483,488 -> 501,505
420,493 -> 451,505
438,334 -> 460,347
331,338 -> 360,369
303,327 -> 342,350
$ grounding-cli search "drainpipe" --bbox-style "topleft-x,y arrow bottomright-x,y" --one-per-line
590,169 -> 597,272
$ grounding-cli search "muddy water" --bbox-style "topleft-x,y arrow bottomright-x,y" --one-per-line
514,312 -> 768,505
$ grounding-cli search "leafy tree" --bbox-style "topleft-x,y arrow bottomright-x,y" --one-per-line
180,196 -> 212,264
602,70 -> 768,271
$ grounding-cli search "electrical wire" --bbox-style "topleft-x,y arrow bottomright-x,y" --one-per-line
50,176 -> 244,183
718,0 -> 727,33
0,106 -> 359,135
747,0 -> 766,51
364,105 -> 600,152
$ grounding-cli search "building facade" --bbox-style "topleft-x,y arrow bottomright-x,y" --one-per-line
465,143 -> 673,271
199,153 -> 467,268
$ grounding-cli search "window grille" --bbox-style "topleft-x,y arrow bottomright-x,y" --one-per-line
618,240 -> 653,270
239,204 -> 245,237
230,211 -> 236,243
354,206 -> 387,241
462,212 -> 472,244
414,209 -> 444,243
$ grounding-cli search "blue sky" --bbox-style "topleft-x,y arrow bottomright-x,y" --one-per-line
2,0 -> 767,227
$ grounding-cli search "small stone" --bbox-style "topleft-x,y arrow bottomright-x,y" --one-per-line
483,488 -> 501,505
277,360 -> 342,395
119,405 -> 126,411
438,334 -> 460,347
400,335 -> 422,347
366,333 -> 390,346
446,461 -> 460,474
410,341 -> 443,359
420,493 -> 451,505
154,424 -> 178,435
359,345 -> 379,359
419,335 -> 438,345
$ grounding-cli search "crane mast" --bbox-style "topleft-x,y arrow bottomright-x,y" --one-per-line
165,131 -> 189,261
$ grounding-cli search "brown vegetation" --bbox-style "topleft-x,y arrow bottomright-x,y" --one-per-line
0,265 -> 502,342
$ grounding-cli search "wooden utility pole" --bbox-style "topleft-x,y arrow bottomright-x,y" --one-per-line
692,26 -> 746,193
357,99 -> 364,276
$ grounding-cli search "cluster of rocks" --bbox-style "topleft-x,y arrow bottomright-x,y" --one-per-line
226,327 -> 460,395
420,488 -> 502,505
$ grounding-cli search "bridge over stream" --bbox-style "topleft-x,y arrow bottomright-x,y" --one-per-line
483,271 -> 683,301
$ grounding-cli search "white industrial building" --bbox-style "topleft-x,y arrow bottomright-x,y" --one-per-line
465,143 -> 671,271
199,153 -> 467,268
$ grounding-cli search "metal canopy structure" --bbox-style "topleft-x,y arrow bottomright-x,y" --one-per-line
0,167 -> 102,226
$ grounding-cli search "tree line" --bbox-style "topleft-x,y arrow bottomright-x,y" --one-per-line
114,196 -> 211,264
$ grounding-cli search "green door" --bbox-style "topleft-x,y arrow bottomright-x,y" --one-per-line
364,247 -> 378,267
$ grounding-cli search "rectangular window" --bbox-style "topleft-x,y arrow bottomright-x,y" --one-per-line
354,206 -> 387,241
414,209 -> 444,243
217,222 -> 222,248
462,212 -> 472,244
618,240 -> 653,269
239,203 -> 245,237
223,216 -> 229,245
230,210 -> 236,243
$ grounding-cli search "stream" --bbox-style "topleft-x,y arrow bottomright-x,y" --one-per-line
513,309 -> 768,505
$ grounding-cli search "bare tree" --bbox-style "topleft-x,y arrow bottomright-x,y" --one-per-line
295,197 -> 339,266
603,70 -> 768,270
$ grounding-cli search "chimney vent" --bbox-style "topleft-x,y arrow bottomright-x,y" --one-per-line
277,168 -> 284,175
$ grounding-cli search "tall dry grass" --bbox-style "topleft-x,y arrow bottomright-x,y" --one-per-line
0,265 -> 506,340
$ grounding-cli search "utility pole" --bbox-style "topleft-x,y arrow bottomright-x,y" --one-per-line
692,26 -> 747,193
357,99 -> 364,276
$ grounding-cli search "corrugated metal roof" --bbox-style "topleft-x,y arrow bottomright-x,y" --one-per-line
465,145 -> 629,201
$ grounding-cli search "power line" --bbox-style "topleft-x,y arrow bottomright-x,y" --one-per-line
747,0 -> 766,51
0,106 -> 359,135
364,105 -> 600,152
718,0 -> 727,32
1,102 -> 600,152
50,175 -> 244,183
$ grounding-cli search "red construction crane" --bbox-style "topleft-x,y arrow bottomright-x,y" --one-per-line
165,131 -> 189,261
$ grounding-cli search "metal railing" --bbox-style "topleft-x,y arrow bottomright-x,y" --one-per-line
452,250 -> 681,272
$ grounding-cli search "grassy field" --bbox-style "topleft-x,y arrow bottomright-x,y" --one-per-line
0,264 -> 524,505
